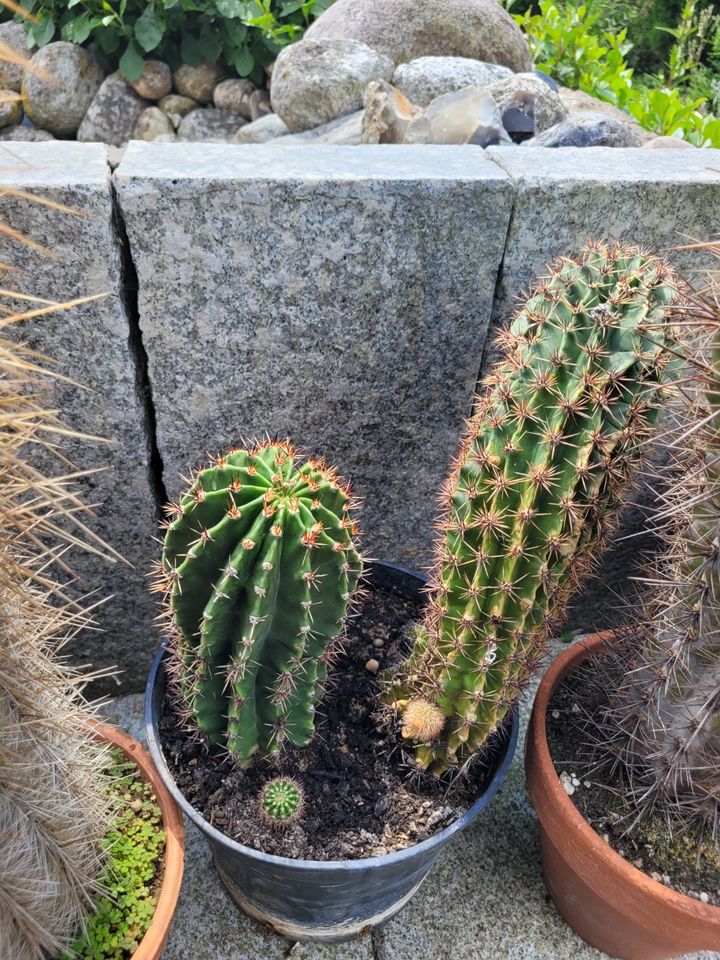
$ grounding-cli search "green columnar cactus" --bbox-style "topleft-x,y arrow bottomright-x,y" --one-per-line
610,247 -> 720,829
159,441 -> 362,763
260,777 -> 304,825
388,242 -> 680,773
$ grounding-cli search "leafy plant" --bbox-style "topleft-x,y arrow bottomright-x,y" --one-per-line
515,0 -> 720,145
387,243 -> 682,773
62,750 -> 166,960
14,0 -> 333,83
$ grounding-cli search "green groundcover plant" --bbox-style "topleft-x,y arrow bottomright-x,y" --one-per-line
62,749 -> 166,960
10,0 -> 332,82
512,0 -> 720,145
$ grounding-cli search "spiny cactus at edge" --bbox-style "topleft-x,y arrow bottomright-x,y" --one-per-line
1,323 -> 115,960
387,242 -> 682,773
157,441 -> 363,764
607,241 -> 720,832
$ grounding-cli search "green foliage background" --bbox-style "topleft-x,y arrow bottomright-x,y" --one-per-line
11,0 -> 332,83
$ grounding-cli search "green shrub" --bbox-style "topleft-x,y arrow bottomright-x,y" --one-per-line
15,0 -> 333,83
515,0 -> 720,145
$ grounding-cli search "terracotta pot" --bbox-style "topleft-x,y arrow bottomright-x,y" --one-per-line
92,722 -> 184,960
525,631 -> 720,960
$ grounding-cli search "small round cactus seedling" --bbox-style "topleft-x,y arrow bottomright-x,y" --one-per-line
261,777 -> 304,826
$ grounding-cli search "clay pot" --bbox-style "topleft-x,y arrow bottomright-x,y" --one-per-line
92,722 -> 184,960
525,631 -> 720,960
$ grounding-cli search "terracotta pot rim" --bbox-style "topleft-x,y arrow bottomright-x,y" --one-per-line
530,629 -> 720,923
91,721 -> 185,960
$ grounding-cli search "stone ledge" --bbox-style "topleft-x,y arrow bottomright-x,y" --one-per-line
0,140 -> 110,186
116,140 -> 511,182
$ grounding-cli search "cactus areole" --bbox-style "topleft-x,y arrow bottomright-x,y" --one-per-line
388,243 -> 680,773
158,442 -> 362,764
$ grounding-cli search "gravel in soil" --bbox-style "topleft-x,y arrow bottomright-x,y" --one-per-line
547,652 -> 720,908
159,580 -> 511,860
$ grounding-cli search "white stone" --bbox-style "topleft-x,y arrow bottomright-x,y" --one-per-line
231,113 -> 289,143
392,56 -> 513,107
270,37 -> 393,132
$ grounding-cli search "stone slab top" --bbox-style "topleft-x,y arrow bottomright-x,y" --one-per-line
487,145 -> 720,184
115,141 -> 512,184
0,141 -> 110,187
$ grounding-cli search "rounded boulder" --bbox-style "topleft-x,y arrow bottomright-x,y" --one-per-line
271,37 -> 394,132
304,0 -> 532,72
23,42 -> 103,137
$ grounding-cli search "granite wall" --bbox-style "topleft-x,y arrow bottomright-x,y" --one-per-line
5,141 -> 720,689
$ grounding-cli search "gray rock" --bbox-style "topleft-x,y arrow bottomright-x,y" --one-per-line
231,112 -> 289,143
0,124 -> 54,141
0,89 -> 22,129
77,73 -> 147,147
158,93 -> 197,129
113,142 -> 513,571
0,21 -> 29,92
213,78 -> 256,118
643,135 -> 696,149
134,105 -> 174,141
275,110 -> 365,144
177,107 -> 247,142
129,60 -> 172,101
484,72 -> 566,139
405,86 -> 512,146
249,88 -> 271,121
524,111 -> 643,147
361,79 -> 422,143
558,86 -> 652,143
270,38 -> 393,132
0,142 -> 158,695
173,61 -> 220,103
23,42 -> 103,137
305,0 -> 532,71
392,56 -> 513,108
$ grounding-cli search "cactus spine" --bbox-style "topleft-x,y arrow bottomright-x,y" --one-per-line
388,243 -> 680,772
158,442 -> 362,763
608,242 -> 720,831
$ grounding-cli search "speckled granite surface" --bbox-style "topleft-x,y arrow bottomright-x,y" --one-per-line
106,648 -> 719,960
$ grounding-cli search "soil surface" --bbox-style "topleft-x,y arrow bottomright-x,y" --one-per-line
159,580 -> 511,860
547,654 -> 720,907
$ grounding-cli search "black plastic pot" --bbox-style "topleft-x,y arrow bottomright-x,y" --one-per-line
145,560 -> 519,942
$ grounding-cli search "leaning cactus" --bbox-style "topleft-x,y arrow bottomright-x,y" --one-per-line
388,242 -> 681,772
607,241 -> 720,830
158,442 -> 362,763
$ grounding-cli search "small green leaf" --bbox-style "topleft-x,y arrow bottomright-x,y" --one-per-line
135,6 -> 164,52
119,40 -> 145,81
215,0 -> 245,16
232,43 -> 254,76
31,17 -> 55,47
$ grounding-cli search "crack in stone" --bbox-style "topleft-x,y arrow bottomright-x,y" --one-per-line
110,181 -> 168,517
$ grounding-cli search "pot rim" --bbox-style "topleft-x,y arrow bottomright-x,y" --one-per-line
144,559 -> 519,873
91,721 -> 185,960
528,630 -> 720,923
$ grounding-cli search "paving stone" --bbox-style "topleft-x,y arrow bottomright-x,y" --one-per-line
113,143 -> 513,571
